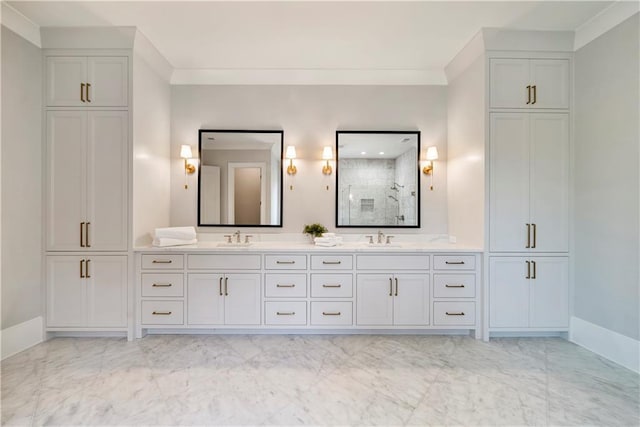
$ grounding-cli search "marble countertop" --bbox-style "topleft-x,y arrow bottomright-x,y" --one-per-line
134,239 -> 483,253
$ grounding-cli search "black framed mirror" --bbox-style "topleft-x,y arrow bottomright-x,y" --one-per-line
198,129 -> 283,227
336,130 -> 420,228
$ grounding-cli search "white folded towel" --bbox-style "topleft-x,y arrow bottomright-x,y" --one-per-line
315,241 -> 339,247
154,226 -> 197,241
314,236 -> 343,247
152,237 -> 198,247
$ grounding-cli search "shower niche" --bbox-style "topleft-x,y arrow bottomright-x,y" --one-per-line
336,131 -> 420,228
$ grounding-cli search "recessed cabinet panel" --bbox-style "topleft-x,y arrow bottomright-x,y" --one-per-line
310,255 -> 353,270
47,256 -> 86,327
141,301 -> 184,325
86,256 -> 127,327
393,274 -> 429,326
141,273 -> 184,297
529,60 -> 569,109
433,302 -> 476,326
356,274 -> 394,325
311,302 -> 353,326
87,57 -> 128,107
46,111 -> 87,251
311,274 -> 353,298
265,255 -> 307,270
46,57 -> 87,107
224,274 -> 261,325
489,113 -> 530,252
490,59 -> 530,109
489,257 -> 529,328
264,274 -> 307,298
433,255 -> 476,270
141,254 -> 184,270
529,257 -> 569,328
188,254 -> 260,270
356,255 -> 429,270
187,274 -> 225,325
433,274 -> 476,298
265,301 -> 307,325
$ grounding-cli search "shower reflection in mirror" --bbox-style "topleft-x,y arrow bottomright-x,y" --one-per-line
336,131 -> 420,228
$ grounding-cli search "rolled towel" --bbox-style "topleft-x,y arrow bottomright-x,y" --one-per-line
152,237 -> 198,247
154,226 -> 196,241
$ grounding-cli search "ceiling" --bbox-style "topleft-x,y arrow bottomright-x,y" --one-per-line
7,1 -> 615,84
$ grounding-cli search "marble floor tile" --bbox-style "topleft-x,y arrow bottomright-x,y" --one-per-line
1,335 -> 638,426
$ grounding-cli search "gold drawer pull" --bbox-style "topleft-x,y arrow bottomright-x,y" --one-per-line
445,261 -> 465,265
322,312 -> 341,316
445,312 -> 465,316
152,260 -> 173,264
276,260 -> 295,264
322,261 -> 342,265
276,284 -> 296,288
322,284 -> 342,288
152,311 -> 172,315
276,311 -> 295,316
152,283 -> 172,287
445,284 -> 465,288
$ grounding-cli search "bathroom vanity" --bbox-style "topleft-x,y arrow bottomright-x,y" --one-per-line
135,241 -> 481,339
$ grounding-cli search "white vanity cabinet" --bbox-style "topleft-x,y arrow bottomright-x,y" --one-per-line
136,250 -> 480,337
489,58 -> 569,109
188,273 -> 261,326
46,56 -> 128,107
47,255 -> 127,328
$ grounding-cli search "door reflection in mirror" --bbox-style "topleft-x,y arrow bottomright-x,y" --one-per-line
198,130 -> 283,227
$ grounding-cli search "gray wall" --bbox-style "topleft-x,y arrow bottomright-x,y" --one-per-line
171,85 -> 448,234
1,26 -> 43,329
574,13 -> 640,340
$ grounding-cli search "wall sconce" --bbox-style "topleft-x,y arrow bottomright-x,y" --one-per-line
422,146 -> 439,191
322,146 -> 333,175
180,144 -> 196,189
286,145 -> 297,175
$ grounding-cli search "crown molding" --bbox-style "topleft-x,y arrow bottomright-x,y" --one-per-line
170,68 -> 447,85
134,30 -> 173,83
574,1 -> 639,51
1,2 -> 41,47
445,30 -> 484,83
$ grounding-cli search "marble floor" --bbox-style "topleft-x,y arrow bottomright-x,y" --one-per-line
1,335 -> 638,426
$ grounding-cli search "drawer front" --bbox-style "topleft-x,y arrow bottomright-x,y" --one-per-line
433,274 -> 476,298
311,274 -> 353,298
188,254 -> 261,270
433,255 -> 476,270
265,274 -> 307,298
310,301 -> 353,326
310,255 -> 353,270
265,255 -> 307,270
141,254 -> 184,270
141,273 -> 184,297
433,302 -> 476,326
265,301 -> 307,325
356,255 -> 429,270
141,301 -> 184,325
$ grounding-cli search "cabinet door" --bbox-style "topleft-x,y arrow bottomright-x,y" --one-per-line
489,257 -> 529,328
47,256 -> 86,326
393,274 -> 429,326
86,256 -> 127,327
46,111 -> 87,251
530,59 -> 569,109
187,274 -> 224,325
489,113 -> 530,252
86,111 -> 128,251
356,274 -> 393,325
529,257 -> 569,328
489,59 -> 530,108
46,56 -> 87,107
529,114 -> 569,252
87,57 -> 128,107
224,274 -> 261,325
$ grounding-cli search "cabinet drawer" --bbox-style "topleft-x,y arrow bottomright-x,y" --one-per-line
141,273 -> 184,297
311,274 -> 353,298
265,302 -> 307,325
310,302 -> 353,326
356,255 -> 429,270
310,255 -> 353,270
433,302 -> 476,326
433,255 -> 475,270
433,274 -> 476,298
141,254 -> 184,270
188,254 -> 260,270
141,301 -> 184,325
265,255 -> 307,270
265,274 -> 307,298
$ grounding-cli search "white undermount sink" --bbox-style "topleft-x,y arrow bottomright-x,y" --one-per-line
216,242 -> 253,247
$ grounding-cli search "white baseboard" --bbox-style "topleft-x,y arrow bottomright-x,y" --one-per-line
570,316 -> 640,373
1,316 -> 44,360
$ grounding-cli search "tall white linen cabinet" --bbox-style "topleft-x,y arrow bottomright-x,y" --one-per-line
486,54 -> 571,336
44,37 -> 133,338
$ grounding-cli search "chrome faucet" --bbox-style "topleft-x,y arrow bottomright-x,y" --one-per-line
234,230 -> 241,243
377,230 -> 385,244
